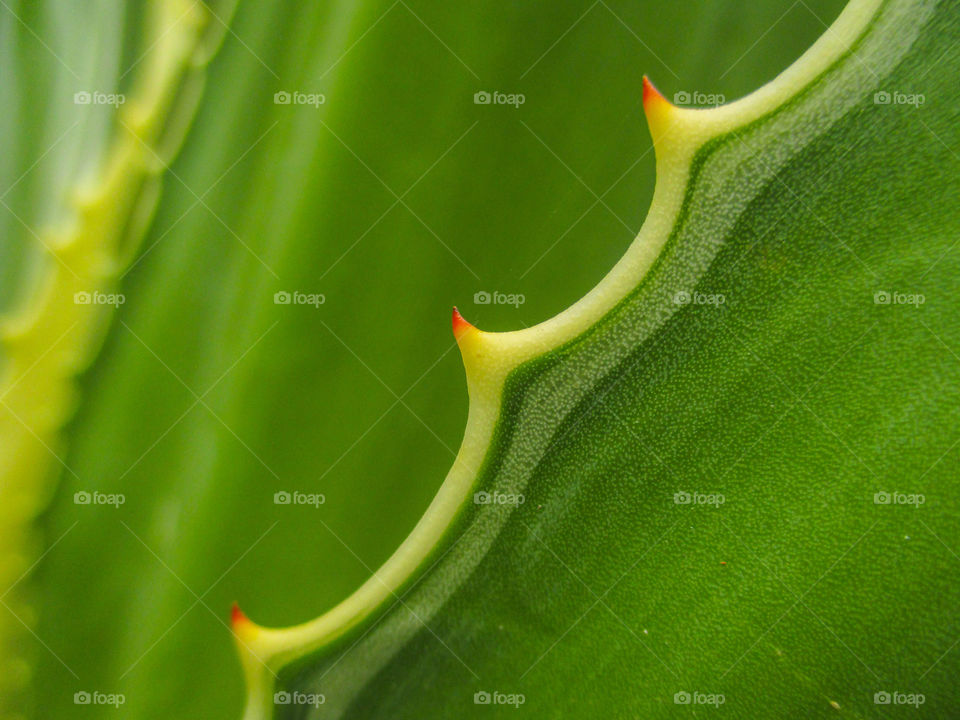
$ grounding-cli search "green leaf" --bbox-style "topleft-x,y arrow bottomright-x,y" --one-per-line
4,0 -> 957,718
225,0 -> 960,717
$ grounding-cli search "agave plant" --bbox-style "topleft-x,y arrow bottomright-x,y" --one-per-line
1,0 -> 957,718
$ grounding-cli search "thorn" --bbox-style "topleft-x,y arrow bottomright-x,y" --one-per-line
641,75 -> 674,146
452,306 -> 475,341
231,602 -> 248,629
642,75 -> 668,111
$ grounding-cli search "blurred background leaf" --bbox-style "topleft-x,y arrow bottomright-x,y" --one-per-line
0,0 -> 846,717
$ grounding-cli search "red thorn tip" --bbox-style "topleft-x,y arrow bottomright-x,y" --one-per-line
231,602 -> 248,627
642,76 -> 666,108
451,306 -> 474,340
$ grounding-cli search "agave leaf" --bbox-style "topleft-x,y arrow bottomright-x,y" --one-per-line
7,0 -> 956,718
0,2 -> 235,715
220,0 -> 960,717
